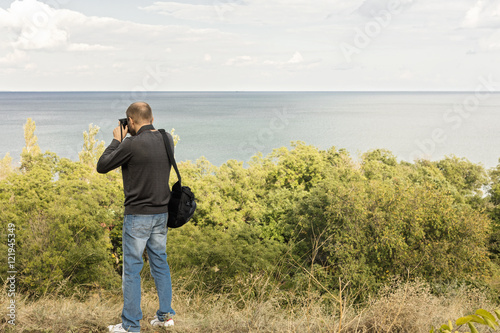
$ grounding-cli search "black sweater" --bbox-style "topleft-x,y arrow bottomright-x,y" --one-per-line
96,127 -> 174,215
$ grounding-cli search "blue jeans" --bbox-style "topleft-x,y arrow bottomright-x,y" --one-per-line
121,213 -> 175,332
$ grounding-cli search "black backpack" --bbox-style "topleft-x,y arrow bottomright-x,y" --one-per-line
159,129 -> 196,228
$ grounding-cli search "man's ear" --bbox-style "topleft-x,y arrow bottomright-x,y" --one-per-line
151,116 -> 154,124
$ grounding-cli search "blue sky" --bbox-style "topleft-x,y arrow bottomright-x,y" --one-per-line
0,0 -> 498,91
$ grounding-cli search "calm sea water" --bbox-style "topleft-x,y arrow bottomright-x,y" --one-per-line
1,91 -> 500,168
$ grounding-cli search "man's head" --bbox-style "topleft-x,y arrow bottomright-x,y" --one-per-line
125,102 -> 154,136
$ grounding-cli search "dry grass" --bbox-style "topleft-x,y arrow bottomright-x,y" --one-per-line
0,288 -> 337,333
345,279 -> 498,333
1,279 -> 498,333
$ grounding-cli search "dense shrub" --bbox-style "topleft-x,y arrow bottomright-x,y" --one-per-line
0,153 -> 123,295
1,120 -> 499,301
291,151 -> 491,293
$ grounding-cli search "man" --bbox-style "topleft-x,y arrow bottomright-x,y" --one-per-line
97,102 -> 175,333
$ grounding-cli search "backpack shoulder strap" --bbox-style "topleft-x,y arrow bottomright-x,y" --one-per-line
158,129 -> 181,184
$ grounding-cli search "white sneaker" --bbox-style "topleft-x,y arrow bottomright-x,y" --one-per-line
150,315 -> 174,327
108,323 -> 140,333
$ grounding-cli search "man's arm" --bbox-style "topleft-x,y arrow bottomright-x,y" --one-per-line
96,124 -> 131,174
96,139 -> 132,173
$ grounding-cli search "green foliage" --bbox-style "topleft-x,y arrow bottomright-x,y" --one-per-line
435,155 -> 489,213
169,144 -> 495,297
267,141 -> 328,191
0,121 -> 123,295
488,160 -> 500,266
167,223 -> 284,291
170,128 -> 180,146
288,150 -> 491,294
79,123 -> 105,167
436,155 -> 488,197
431,308 -> 500,333
20,117 -> 42,172
0,154 -> 124,295
2,119 -> 499,302
22,118 -> 41,156
0,152 -> 13,180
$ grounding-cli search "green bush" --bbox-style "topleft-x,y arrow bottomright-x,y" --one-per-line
1,120 -> 499,302
167,223 -> 284,291
0,154 -> 123,295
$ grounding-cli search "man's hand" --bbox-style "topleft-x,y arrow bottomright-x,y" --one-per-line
113,123 -> 128,142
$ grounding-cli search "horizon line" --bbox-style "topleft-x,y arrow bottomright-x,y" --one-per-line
1,90 -> 498,93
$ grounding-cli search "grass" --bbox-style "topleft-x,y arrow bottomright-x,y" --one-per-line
1,277 -> 499,333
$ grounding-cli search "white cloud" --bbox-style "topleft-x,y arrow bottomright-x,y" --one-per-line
0,0 -> 245,90
0,0 -> 118,52
141,0 -> 366,25
462,0 -> 484,28
356,0 -> 415,18
0,0 -> 230,52
67,43 -> 116,51
225,55 -> 255,66
0,0 -> 234,62
462,0 -> 500,28
0,49 -> 37,73
264,52 -> 308,67
461,0 -> 500,51
24,62 -> 36,70
1,0 -> 68,50
0,0 -> 499,91
234,51 -> 319,71
287,51 -> 303,64
140,2 -> 219,22
0,49 -> 28,65
478,30 -> 500,50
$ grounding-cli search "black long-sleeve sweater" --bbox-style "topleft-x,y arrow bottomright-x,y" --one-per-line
96,126 -> 174,215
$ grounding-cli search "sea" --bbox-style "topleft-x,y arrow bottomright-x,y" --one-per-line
1,91 -> 500,169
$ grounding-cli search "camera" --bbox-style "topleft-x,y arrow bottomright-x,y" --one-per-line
119,118 -> 128,128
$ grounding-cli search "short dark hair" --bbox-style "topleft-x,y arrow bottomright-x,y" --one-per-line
126,102 -> 153,124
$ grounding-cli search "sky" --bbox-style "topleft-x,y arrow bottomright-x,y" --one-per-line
0,0 -> 498,91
